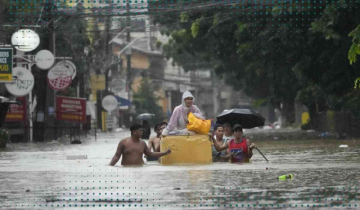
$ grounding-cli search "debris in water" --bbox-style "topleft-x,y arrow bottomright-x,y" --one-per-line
339,145 -> 349,148
278,174 -> 293,180
66,155 -> 87,160
71,139 -> 82,144
26,189 -> 30,192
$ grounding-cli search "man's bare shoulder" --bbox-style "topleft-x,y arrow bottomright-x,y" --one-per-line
119,137 -> 132,144
148,136 -> 156,142
153,137 -> 161,142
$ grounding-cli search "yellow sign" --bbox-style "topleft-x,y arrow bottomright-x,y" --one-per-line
0,48 -> 13,82
90,74 -> 105,93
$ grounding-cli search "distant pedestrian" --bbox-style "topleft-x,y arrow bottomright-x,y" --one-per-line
146,122 -> 167,162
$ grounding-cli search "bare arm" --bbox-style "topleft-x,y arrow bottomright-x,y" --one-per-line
143,142 -> 171,158
209,134 -> 228,152
147,138 -> 154,151
109,142 -> 124,166
220,148 -> 232,160
246,139 -> 255,159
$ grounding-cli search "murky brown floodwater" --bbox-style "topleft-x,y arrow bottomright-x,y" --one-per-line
0,131 -> 359,210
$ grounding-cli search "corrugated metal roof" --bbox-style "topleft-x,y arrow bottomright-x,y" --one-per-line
111,36 -> 162,56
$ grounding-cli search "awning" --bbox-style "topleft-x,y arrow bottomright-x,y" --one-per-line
115,96 -> 130,106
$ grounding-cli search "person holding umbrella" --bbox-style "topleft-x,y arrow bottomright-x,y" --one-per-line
162,91 -> 205,136
209,124 -> 256,163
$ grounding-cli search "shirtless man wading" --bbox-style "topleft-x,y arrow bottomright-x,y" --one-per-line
146,122 -> 167,161
148,122 -> 167,152
109,124 -> 171,166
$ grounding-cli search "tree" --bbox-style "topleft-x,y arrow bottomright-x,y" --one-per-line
151,2 -> 317,124
151,1 -> 360,124
348,24 -> 360,65
133,77 -> 165,124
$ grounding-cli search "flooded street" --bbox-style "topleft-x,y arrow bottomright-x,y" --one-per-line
0,130 -> 359,210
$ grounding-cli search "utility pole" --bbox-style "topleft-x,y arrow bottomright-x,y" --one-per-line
104,3 -> 111,91
42,0 -> 55,141
211,69 -> 219,119
126,0 -> 132,123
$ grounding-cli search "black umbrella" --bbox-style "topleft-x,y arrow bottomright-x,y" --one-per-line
216,109 -> 265,129
136,113 -> 155,120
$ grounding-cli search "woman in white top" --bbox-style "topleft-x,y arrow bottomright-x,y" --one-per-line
162,91 -> 205,135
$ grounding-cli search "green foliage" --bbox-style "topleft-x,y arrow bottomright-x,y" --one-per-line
326,110 -> 335,132
348,24 -> 360,65
150,1 -> 360,119
56,87 -> 77,97
133,77 -> 165,123
301,120 -> 312,130
0,128 -> 10,149
252,98 -> 270,108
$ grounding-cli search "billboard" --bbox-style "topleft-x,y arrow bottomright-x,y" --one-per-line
56,96 -> 86,123
5,97 -> 27,122
0,48 -> 13,82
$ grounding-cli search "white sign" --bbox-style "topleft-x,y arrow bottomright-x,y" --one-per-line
102,95 -> 117,111
11,29 -> 40,52
47,65 -> 72,90
5,67 -> 34,96
56,60 -> 76,79
48,65 -> 72,80
106,116 -> 115,129
35,50 -> 55,70
111,79 -> 125,92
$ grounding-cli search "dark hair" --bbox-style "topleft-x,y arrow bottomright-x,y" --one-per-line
154,122 -> 168,132
214,124 -> 224,131
130,124 -> 143,134
232,124 -> 243,132
223,122 -> 231,127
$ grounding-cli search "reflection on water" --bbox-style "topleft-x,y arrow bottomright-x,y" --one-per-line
0,137 -> 359,209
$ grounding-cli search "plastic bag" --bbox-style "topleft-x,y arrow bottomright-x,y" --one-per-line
187,112 -> 211,135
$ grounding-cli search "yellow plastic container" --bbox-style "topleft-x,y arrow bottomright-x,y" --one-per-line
160,135 -> 212,165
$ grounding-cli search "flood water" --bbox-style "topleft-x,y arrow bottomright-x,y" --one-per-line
0,130 -> 359,209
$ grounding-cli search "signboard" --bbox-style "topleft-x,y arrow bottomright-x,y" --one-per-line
111,79 -> 126,92
106,116 -> 115,129
56,96 -> 86,123
11,29 -> 40,52
90,74 -> 105,92
90,74 -> 106,101
56,60 -> 76,79
102,95 -> 117,111
35,50 -> 55,70
5,97 -> 27,122
0,48 -> 13,82
5,67 -> 34,96
47,65 -> 72,91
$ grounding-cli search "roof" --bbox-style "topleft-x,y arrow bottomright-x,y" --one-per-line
110,36 -> 162,56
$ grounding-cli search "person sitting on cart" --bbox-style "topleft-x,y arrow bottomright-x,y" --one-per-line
162,91 -> 205,136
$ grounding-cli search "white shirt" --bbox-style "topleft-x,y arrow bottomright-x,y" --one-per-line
223,135 -> 234,144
